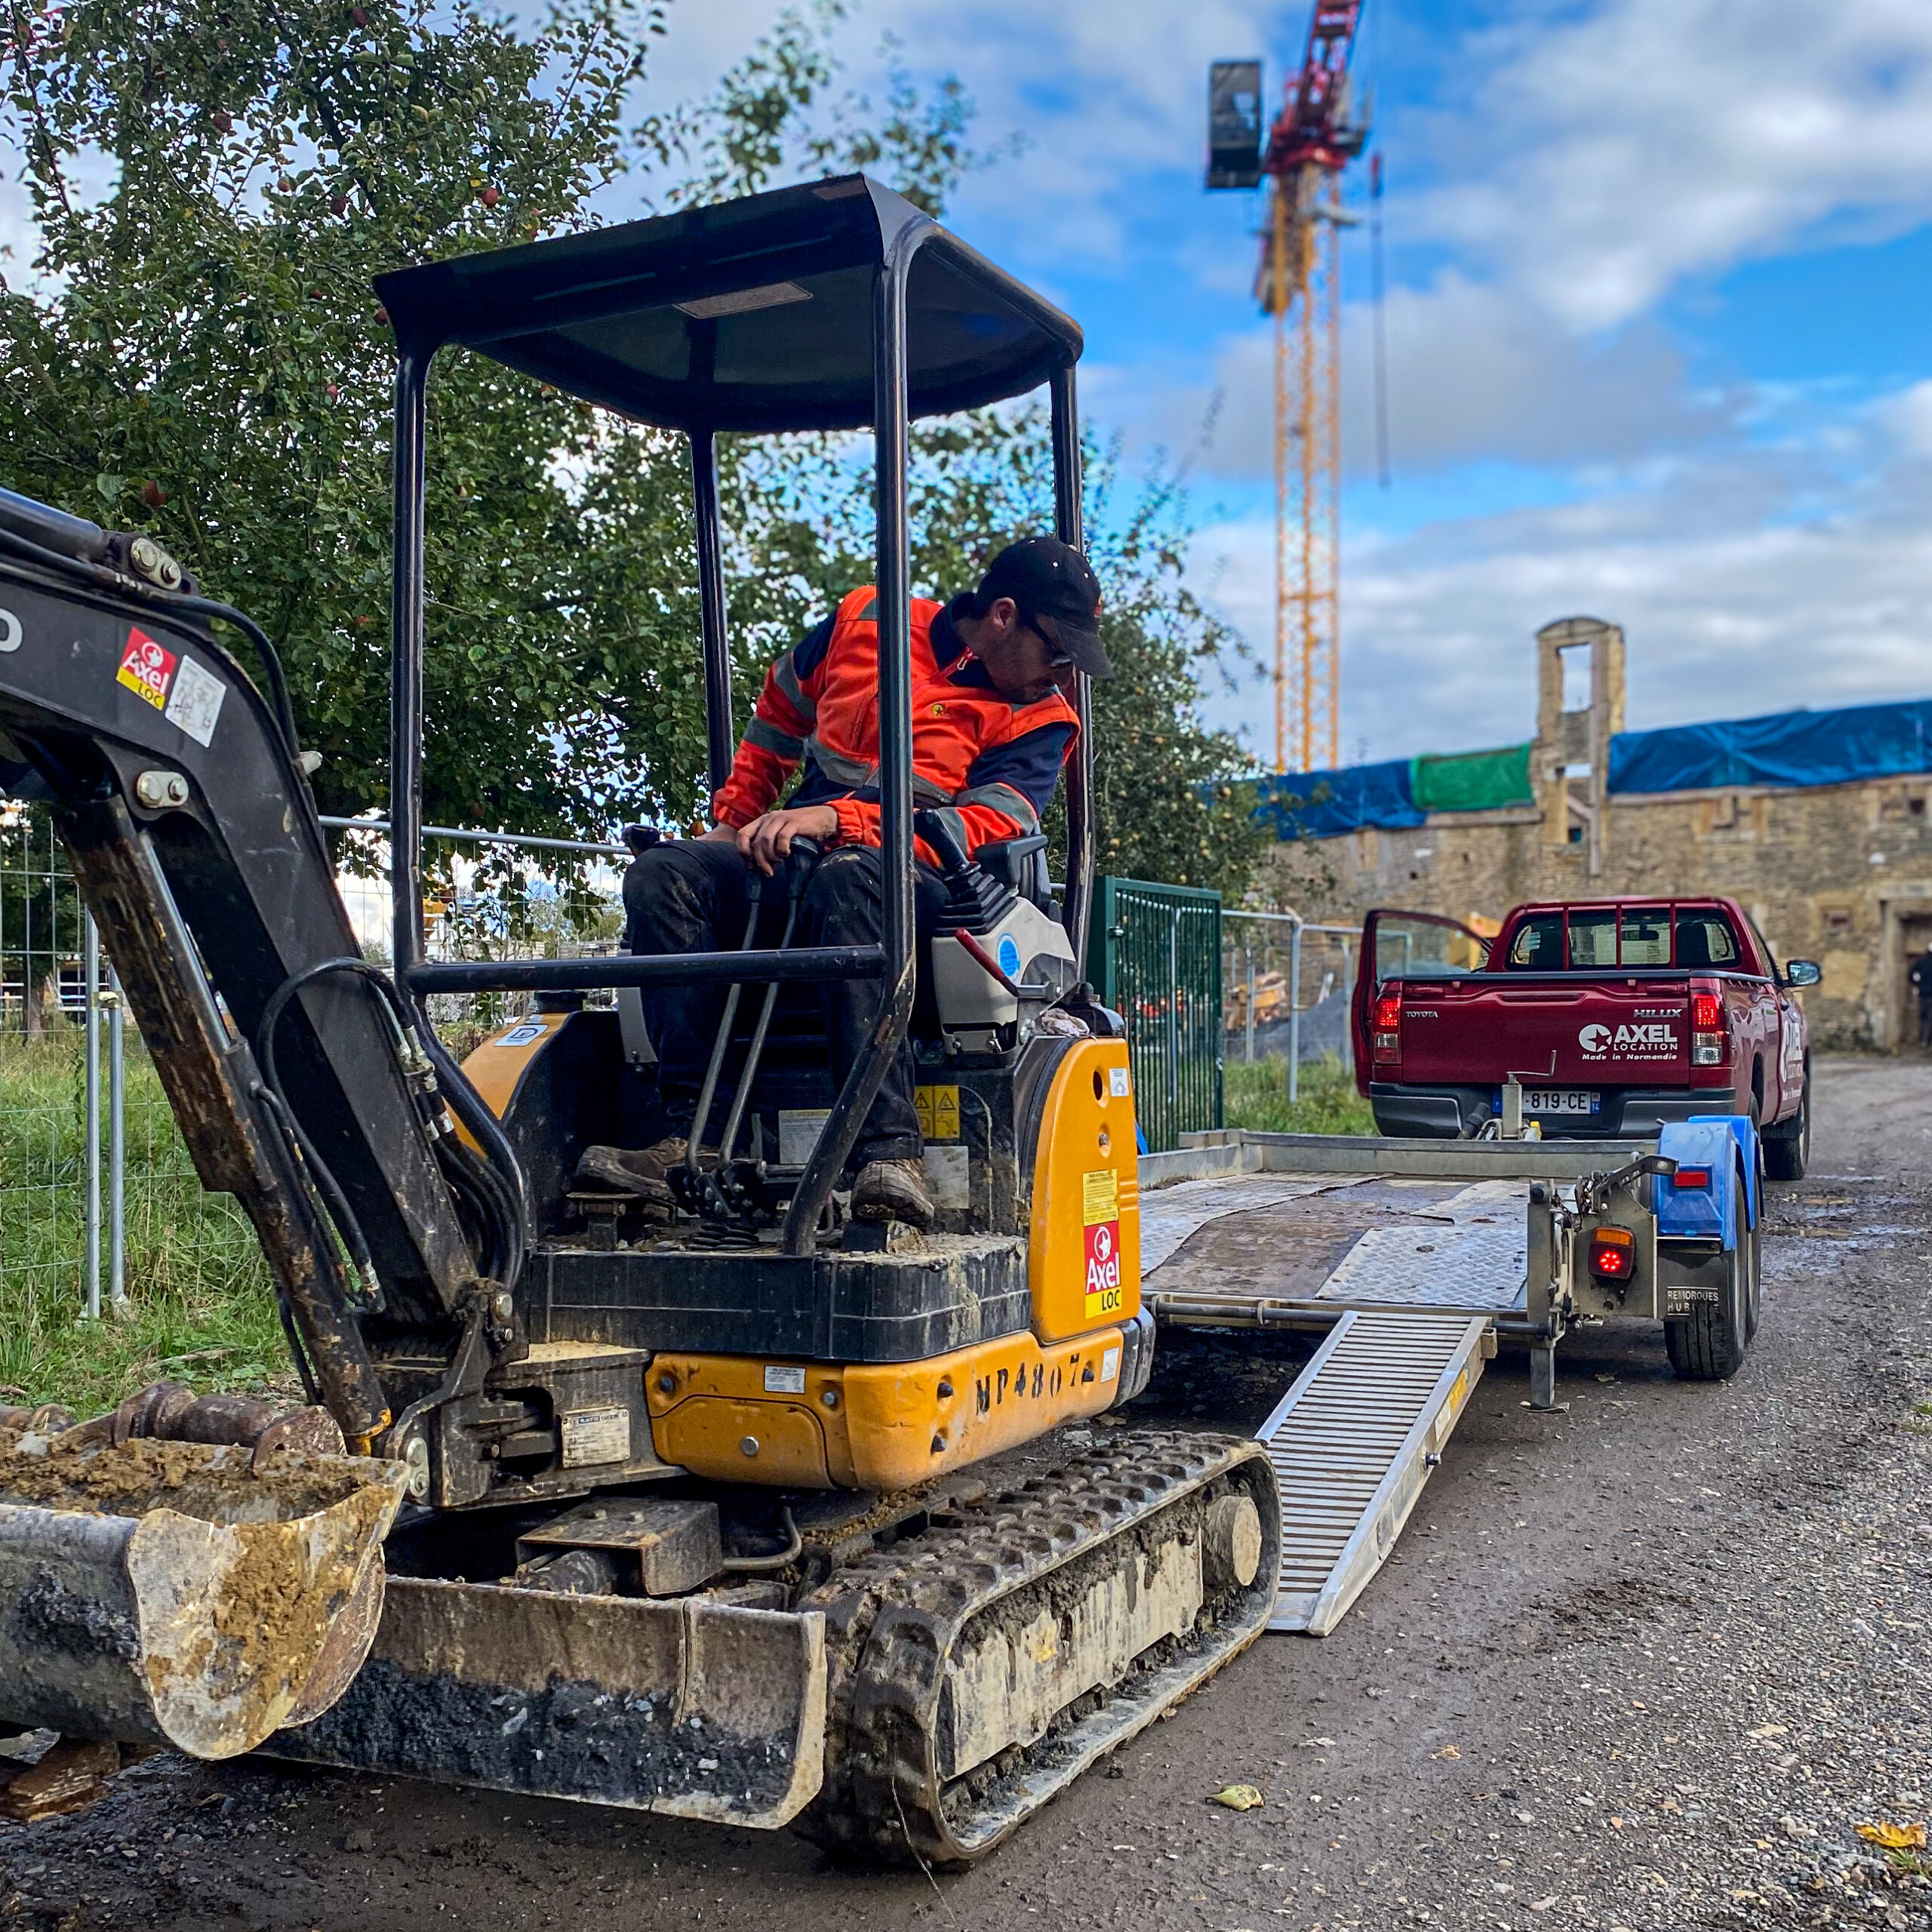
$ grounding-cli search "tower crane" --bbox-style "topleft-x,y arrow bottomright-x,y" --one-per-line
1208,5 -> 1369,774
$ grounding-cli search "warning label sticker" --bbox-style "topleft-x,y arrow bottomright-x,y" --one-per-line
117,627 -> 176,710
915,1083 -> 961,1142
162,654 -> 226,747
1081,1168 -> 1118,1224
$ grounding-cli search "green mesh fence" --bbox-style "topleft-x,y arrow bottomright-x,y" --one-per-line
1088,877 -> 1223,1152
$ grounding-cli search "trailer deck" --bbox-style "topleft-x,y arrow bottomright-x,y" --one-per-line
1139,1131 -> 1666,1637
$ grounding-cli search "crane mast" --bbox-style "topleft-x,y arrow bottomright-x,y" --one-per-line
1208,5 -> 1368,774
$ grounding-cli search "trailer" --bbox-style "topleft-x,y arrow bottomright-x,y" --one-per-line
1138,1118 -> 1761,1635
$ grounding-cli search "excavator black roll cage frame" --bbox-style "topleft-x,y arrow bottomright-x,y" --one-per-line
379,174 -> 1095,1257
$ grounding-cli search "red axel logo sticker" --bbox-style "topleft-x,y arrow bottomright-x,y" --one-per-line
1084,1217 -> 1123,1315
116,627 -> 176,710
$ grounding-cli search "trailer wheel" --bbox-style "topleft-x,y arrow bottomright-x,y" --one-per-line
1664,1180 -> 1750,1380
1762,1063 -> 1810,1181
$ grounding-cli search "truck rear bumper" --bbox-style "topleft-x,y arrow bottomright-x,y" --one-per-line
1368,1084 -> 1734,1140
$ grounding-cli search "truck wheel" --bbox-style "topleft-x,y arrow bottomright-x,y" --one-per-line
1664,1180 -> 1750,1380
1762,1065 -> 1810,1181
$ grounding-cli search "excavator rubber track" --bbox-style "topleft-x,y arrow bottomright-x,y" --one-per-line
801,1429 -> 1279,1866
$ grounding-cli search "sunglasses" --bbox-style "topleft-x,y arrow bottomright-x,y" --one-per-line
1023,613 -> 1076,671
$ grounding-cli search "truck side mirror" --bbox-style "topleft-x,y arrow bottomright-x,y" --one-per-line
1783,959 -> 1823,988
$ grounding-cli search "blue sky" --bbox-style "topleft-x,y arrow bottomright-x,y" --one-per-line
642,0 -> 1932,771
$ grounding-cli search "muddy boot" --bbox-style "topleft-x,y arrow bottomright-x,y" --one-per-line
851,1158 -> 934,1229
574,1143 -> 681,1211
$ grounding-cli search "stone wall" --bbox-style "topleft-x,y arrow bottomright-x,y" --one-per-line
1255,621 -> 1932,1050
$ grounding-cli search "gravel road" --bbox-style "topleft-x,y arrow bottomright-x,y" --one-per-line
4,1053 -> 1927,1931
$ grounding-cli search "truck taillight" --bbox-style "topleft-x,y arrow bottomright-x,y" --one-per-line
1372,989 -> 1401,1063
1690,984 -> 1727,1066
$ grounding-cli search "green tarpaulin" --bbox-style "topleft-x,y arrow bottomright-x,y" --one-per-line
1410,743 -> 1534,814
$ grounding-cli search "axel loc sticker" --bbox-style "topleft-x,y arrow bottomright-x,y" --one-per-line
1084,1215 -> 1123,1320
117,626 -> 176,710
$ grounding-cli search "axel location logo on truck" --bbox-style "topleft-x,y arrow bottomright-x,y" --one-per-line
1081,1168 -> 1124,1320
116,626 -> 176,710
1579,1020 -> 1678,1061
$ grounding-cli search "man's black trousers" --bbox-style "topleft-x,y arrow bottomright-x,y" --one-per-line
622,839 -> 947,1167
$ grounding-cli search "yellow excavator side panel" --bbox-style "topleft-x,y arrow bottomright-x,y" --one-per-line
1028,1038 -> 1142,1343
648,1323 -> 1128,1491
453,1011 -> 571,1150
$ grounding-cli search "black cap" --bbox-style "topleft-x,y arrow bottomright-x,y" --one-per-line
977,537 -> 1112,679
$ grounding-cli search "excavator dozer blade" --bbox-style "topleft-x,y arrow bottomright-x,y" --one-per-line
0,1435 -> 406,1758
265,1579 -> 828,1829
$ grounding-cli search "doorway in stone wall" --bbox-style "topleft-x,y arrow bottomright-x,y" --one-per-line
1900,911 -> 1932,1051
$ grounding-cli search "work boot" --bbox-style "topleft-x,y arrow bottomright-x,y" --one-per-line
851,1158 -> 934,1229
573,1142 -> 682,1208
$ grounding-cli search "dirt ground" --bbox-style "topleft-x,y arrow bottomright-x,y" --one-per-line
4,1051 -> 1929,1931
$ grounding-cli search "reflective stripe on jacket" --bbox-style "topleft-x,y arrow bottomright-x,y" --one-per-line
712,587 -> 1078,857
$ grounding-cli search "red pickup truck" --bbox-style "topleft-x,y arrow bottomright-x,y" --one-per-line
1349,897 -> 1821,1178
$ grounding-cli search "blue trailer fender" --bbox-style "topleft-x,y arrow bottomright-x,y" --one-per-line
1655,1116 -> 1757,1244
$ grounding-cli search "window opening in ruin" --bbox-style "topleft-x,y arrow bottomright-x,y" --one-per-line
1558,643 -> 1592,715
1821,908 -> 1852,937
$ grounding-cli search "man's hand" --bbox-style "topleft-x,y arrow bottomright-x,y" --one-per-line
732,804 -> 839,875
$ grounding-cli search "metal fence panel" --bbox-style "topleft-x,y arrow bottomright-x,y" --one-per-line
1222,912 -> 1362,1098
1088,876 -> 1223,1152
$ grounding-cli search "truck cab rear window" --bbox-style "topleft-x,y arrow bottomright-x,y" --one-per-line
1501,903 -> 1741,970
1675,909 -> 1740,966
1506,915 -> 1564,968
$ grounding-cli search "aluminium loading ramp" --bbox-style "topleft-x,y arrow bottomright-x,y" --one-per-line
1257,1308 -> 1491,1633
1134,1132 -> 1646,1635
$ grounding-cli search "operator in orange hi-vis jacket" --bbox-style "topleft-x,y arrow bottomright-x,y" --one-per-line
589,537 -> 1113,1230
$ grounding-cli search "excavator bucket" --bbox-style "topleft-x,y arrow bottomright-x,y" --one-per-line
0,1429 -> 407,1758
267,1580 -> 828,1829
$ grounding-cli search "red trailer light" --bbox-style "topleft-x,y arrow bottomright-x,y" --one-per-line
1587,1226 -> 1636,1281
1671,1167 -> 1711,1189
1690,991 -> 1723,1031
1372,989 -> 1401,1063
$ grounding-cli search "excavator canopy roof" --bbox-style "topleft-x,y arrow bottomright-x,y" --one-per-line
374,175 -> 1083,435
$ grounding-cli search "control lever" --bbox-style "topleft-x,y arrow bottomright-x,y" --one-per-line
709,839 -> 822,1220
914,810 -> 1015,934
680,869 -> 765,1204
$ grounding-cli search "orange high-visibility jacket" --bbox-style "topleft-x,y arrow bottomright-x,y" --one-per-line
712,586 -> 1078,857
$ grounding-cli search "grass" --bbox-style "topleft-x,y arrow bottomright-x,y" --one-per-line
1223,1052 -> 1377,1137
0,1035 -> 285,1416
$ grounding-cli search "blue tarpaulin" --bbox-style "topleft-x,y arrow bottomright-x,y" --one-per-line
1606,698 -> 1932,795
1251,759 -> 1423,839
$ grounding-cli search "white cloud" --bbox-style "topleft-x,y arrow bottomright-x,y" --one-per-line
1413,0 -> 1932,328
1118,269 -> 1727,479
1191,395 -> 1932,769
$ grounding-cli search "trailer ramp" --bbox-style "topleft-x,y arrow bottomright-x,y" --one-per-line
1258,1308 -> 1491,1634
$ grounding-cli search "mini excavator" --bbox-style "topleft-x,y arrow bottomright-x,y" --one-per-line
0,177 -> 1278,1865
